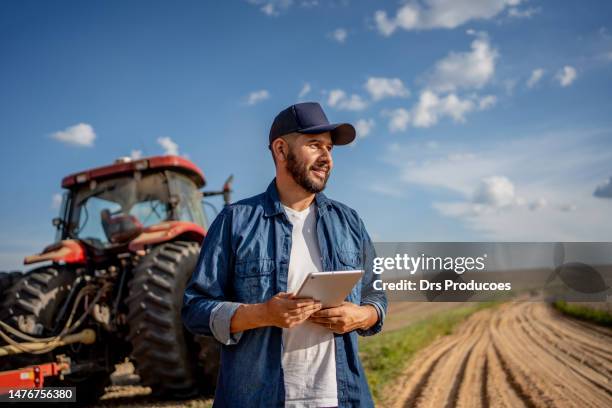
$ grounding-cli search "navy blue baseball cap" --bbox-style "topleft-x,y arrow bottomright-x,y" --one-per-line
269,102 -> 356,148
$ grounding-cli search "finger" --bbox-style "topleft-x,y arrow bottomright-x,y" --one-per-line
289,311 -> 313,323
301,304 -> 323,316
286,299 -> 316,309
311,307 -> 344,318
309,317 -> 340,325
292,295 -> 314,301
304,303 -> 323,313
289,303 -> 322,315
287,308 -> 306,317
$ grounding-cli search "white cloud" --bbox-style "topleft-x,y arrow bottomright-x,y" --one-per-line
246,89 -> 270,105
413,90 -> 476,127
51,193 -> 63,210
331,28 -> 348,43
327,89 -> 368,111
412,91 -> 444,127
528,197 -> 548,211
247,0 -> 293,16
355,118 -> 375,138
478,94 -> 497,110
556,65 -> 577,87
130,149 -> 142,159
157,136 -> 179,155
507,6 -> 540,18
472,176 -> 516,207
374,0 -> 522,35
380,129 -> 612,240
383,90 -> 494,132
373,10 -> 397,36
365,77 -> 410,101
298,82 -> 311,99
384,108 -> 411,132
594,177 -> 612,198
527,68 -> 545,88
427,32 -> 498,92
261,3 -> 276,15
51,123 -> 96,147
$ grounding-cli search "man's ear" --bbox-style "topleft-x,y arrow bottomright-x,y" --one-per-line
273,139 -> 286,160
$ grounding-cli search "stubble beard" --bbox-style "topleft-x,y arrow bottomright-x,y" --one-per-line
286,149 -> 330,194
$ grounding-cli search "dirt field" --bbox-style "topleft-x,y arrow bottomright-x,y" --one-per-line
386,301 -> 612,408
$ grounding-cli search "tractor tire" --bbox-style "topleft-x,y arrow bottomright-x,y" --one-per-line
126,240 -> 220,399
0,266 -> 75,336
0,266 -> 110,405
0,270 -> 22,301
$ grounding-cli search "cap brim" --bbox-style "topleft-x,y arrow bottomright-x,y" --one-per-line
299,123 -> 356,145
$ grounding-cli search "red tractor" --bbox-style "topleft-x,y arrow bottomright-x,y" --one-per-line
0,156 -> 231,403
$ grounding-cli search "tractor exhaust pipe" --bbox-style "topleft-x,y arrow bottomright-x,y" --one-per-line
0,329 -> 96,357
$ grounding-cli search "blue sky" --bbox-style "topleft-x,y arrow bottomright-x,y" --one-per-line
1,0 -> 612,271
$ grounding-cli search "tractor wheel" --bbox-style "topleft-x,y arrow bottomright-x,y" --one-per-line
0,266 -> 75,336
0,266 -> 110,405
0,270 -> 23,301
126,240 -> 220,398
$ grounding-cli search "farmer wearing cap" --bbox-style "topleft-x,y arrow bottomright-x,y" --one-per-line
183,102 -> 387,408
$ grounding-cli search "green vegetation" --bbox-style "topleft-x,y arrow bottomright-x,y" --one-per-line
358,302 -> 499,403
553,300 -> 612,327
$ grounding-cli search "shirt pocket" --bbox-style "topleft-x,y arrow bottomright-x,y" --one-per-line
233,258 -> 275,303
337,250 -> 362,270
337,250 -> 363,303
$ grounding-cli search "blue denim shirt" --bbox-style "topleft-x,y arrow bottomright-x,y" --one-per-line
182,178 -> 387,407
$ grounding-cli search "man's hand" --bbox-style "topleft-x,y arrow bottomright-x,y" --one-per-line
308,302 -> 378,334
264,292 -> 322,329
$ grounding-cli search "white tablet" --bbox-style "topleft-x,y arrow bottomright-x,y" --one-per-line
294,270 -> 364,308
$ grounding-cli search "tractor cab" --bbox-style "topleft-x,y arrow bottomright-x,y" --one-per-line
61,161 -> 206,248
59,156 -> 208,249
26,156 -> 231,265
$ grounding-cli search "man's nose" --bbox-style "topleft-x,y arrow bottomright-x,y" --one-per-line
320,148 -> 333,165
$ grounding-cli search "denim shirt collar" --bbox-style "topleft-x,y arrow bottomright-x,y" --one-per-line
263,177 -> 331,218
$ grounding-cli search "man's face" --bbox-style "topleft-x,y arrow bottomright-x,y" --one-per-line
285,132 -> 333,194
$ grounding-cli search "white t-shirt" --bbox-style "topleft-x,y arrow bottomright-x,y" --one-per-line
281,202 -> 338,408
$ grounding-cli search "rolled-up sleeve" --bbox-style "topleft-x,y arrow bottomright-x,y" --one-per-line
356,216 -> 387,337
182,207 -> 244,346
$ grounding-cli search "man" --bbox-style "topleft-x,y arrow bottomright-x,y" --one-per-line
182,102 -> 387,408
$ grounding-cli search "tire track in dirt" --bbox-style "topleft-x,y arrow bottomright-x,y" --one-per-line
388,302 -> 612,408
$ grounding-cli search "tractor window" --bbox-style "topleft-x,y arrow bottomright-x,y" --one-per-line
168,172 -> 207,228
75,197 -> 122,246
70,173 -> 172,247
129,199 -> 168,227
